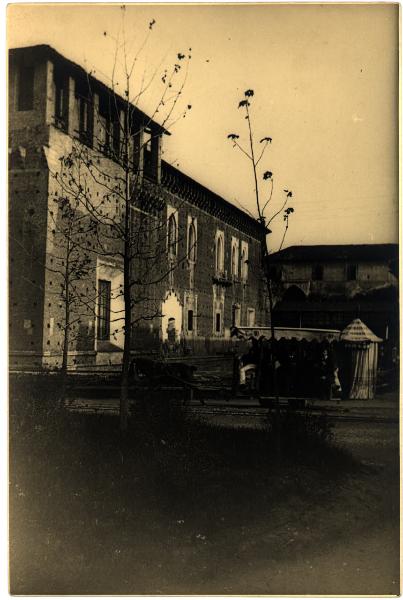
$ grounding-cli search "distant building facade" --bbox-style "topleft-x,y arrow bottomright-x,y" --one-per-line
268,244 -> 398,345
9,45 -> 267,370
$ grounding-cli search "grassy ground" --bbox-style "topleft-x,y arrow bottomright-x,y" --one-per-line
9,387 -> 400,595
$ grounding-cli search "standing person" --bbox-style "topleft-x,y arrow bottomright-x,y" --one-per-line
319,347 -> 334,400
239,337 -> 260,388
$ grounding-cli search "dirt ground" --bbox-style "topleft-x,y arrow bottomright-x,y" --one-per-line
9,408 -> 400,595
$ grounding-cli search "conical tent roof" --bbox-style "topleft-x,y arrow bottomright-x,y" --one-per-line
340,318 -> 382,343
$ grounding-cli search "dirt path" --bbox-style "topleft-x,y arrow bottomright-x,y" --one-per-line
205,421 -> 400,596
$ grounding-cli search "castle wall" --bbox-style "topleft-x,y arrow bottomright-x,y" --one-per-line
9,45 -> 268,369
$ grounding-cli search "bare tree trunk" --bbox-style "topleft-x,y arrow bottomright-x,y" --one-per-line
59,246 -> 70,409
266,276 -> 280,413
60,324 -> 69,407
120,107 -> 132,433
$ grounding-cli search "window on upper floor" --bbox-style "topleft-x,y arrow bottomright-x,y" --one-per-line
76,80 -> 94,147
17,63 -> 34,111
104,118 -> 121,160
312,264 -> 324,281
187,220 -> 197,263
98,97 -> 121,160
143,128 -> 153,177
346,264 -> 357,281
78,96 -> 93,146
167,212 -> 178,258
231,237 -> 239,278
240,241 -> 249,282
215,231 -> 224,275
54,68 -> 69,131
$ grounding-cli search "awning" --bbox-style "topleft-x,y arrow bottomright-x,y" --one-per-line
231,326 -> 341,343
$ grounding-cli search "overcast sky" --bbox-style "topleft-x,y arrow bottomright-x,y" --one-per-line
8,3 -> 399,251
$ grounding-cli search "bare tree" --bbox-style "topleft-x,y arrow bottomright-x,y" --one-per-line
46,193 -> 96,401
227,89 -> 295,402
52,15 -> 194,431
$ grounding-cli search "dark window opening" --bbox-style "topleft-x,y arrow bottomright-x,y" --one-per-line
18,64 -> 34,111
188,222 -> 196,262
168,213 -> 177,257
54,69 -> 68,131
143,128 -> 153,178
216,235 -> 224,274
112,120 -> 121,158
346,264 -> 357,281
97,279 -> 111,340
99,97 -> 121,160
187,310 -> 193,332
215,312 -> 221,333
77,90 -> 93,147
312,264 -> 324,281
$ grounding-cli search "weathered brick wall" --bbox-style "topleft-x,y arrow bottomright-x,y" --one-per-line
9,51 -> 51,368
9,161 -> 49,368
9,45 -> 268,367
129,178 -> 267,354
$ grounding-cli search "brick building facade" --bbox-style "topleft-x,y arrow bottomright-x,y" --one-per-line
9,45 -> 267,369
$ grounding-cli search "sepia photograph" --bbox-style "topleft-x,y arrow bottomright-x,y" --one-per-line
7,2 -> 400,595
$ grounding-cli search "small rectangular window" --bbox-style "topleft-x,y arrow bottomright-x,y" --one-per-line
232,304 -> 241,327
215,312 -> 221,333
112,119 -> 121,157
143,128 -> 154,178
78,96 -> 93,147
187,310 -> 193,332
312,264 -> 323,281
18,64 -> 34,111
97,279 -> 111,340
346,264 -> 357,281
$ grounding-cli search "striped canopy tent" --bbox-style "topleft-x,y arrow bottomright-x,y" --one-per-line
340,319 -> 382,400
231,326 -> 341,343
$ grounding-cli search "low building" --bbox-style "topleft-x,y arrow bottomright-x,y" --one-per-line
9,44 -> 267,370
267,244 -> 398,347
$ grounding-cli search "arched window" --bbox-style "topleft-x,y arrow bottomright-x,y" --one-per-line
231,245 -> 237,276
188,222 -> 196,262
241,248 -> 247,280
216,234 -> 224,274
241,241 -> 249,281
167,213 -> 177,257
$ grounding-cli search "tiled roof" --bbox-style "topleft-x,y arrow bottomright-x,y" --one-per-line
268,244 -> 398,263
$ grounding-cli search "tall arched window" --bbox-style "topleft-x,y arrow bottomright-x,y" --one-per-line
241,241 -> 249,281
188,222 -> 196,262
215,233 -> 224,274
168,213 -> 177,257
231,237 -> 239,277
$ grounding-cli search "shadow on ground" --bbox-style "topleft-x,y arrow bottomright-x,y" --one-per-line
9,386 -> 400,595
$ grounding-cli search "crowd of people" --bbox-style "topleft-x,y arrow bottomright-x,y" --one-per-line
235,336 -> 342,399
